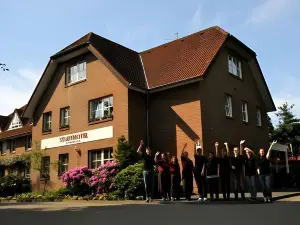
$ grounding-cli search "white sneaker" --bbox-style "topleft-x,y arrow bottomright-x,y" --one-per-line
264,198 -> 267,203
198,198 -> 203,201
203,197 -> 208,201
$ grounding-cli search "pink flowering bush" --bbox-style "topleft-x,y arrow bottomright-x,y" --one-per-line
89,161 -> 119,194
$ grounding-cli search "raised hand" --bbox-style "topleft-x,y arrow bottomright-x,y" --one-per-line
140,140 -> 144,147
155,151 -> 160,156
183,143 -> 187,149
215,142 -> 219,147
240,140 -> 245,145
224,142 -> 228,146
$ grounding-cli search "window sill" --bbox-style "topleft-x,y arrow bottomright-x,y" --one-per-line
229,72 -> 243,81
65,79 -> 86,87
225,115 -> 234,120
256,125 -> 263,129
59,126 -> 70,131
88,117 -> 113,125
42,130 -> 52,135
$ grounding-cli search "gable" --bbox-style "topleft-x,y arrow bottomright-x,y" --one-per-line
7,112 -> 23,130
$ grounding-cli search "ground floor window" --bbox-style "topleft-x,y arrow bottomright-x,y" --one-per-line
41,156 -> 50,178
88,148 -> 113,169
59,153 -> 69,174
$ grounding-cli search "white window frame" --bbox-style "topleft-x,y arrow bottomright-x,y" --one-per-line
67,61 -> 86,85
228,55 -> 242,78
60,107 -> 70,128
241,101 -> 249,123
59,154 -> 69,174
43,112 -> 52,132
225,94 -> 233,117
256,107 -> 262,127
89,96 -> 113,122
90,148 -> 113,169
8,113 -> 22,130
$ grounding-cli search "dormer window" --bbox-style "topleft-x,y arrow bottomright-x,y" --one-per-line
66,61 -> 86,85
8,113 -> 22,130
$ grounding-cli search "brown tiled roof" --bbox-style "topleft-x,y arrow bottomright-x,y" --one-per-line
140,26 -> 228,88
0,125 -> 32,140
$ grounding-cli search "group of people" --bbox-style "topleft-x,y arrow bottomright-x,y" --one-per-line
137,139 -> 275,203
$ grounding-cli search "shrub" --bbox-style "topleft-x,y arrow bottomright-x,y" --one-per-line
0,175 -> 31,197
113,162 -> 144,199
60,166 -> 92,196
89,161 -> 119,194
114,136 -> 139,169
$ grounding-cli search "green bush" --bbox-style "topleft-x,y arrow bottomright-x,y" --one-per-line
114,136 -> 139,169
113,162 -> 144,199
0,175 -> 31,197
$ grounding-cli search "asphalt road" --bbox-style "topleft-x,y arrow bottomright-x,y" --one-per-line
1,200 -> 299,225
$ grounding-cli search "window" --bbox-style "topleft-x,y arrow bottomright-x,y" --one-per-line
59,154 -> 69,174
228,55 -> 242,78
256,107 -> 262,127
11,139 -> 16,152
225,94 -> 233,117
41,156 -> 50,178
60,107 -> 70,128
26,136 -> 32,151
8,113 -> 22,130
25,166 -> 30,178
66,61 -> 86,85
88,148 -> 113,169
241,101 -> 248,123
89,96 -> 113,122
42,112 -> 52,132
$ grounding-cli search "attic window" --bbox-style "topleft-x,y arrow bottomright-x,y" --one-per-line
8,113 -> 22,130
66,61 -> 86,85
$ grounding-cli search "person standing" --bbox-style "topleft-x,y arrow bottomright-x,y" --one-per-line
170,156 -> 181,201
155,152 -> 171,201
137,140 -> 155,203
206,151 -> 220,201
194,146 -> 208,201
215,142 -> 231,200
243,147 -> 258,200
225,140 -> 246,200
181,143 -> 194,201
258,141 -> 276,203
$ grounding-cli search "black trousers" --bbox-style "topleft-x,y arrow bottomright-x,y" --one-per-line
158,173 -> 171,199
171,174 -> 181,200
183,175 -> 193,200
220,174 -> 230,199
207,177 -> 219,199
195,175 -> 207,198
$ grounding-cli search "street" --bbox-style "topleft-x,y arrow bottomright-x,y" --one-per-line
1,198 -> 299,225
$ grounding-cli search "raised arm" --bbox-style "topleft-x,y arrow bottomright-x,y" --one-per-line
266,140 -> 277,160
240,140 -> 245,155
181,143 -> 187,156
154,151 -> 160,163
224,142 -> 230,157
137,140 -> 144,154
215,142 -> 219,157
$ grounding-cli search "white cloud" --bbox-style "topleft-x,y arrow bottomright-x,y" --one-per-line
247,0 -> 296,24
0,67 -> 41,115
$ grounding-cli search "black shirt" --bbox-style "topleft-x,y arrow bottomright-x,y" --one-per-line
258,156 -> 271,175
141,153 -> 155,171
206,158 -> 219,176
231,155 -> 245,173
218,156 -> 231,176
194,155 -> 207,173
245,156 -> 257,176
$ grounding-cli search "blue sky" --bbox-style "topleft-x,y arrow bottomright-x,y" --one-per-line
0,0 -> 300,125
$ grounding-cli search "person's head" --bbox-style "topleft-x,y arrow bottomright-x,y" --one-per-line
171,156 -> 178,164
183,151 -> 189,159
259,148 -> 265,157
221,149 -> 227,157
208,151 -> 215,160
146,147 -> 151,155
196,147 -> 202,155
233,147 -> 239,157
161,153 -> 166,160
246,148 -> 252,158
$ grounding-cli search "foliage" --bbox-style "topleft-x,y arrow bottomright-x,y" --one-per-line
60,166 -> 92,196
113,162 -> 144,199
273,102 -> 300,157
89,161 -> 119,194
0,153 -> 31,167
0,175 -> 31,197
114,135 -> 139,169
268,115 -> 275,141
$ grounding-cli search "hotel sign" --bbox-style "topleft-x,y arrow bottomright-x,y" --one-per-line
41,126 -> 113,149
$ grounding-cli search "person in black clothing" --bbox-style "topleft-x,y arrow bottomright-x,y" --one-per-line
258,141 -> 276,203
137,140 -> 155,203
206,151 -> 220,201
225,140 -> 246,200
181,143 -> 194,201
155,152 -> 171,201
170,156 -> 181,201
194,146 -> 208,201
215,142 -> 231,200
243,147 -> 257,200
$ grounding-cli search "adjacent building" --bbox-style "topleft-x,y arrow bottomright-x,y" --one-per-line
10,26 -> 274,190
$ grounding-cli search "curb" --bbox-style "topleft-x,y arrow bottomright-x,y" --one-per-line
272,192 -> 300,201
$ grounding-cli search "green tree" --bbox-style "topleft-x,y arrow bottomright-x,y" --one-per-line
274,102 -> 300,158
114,136 -> 139,169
